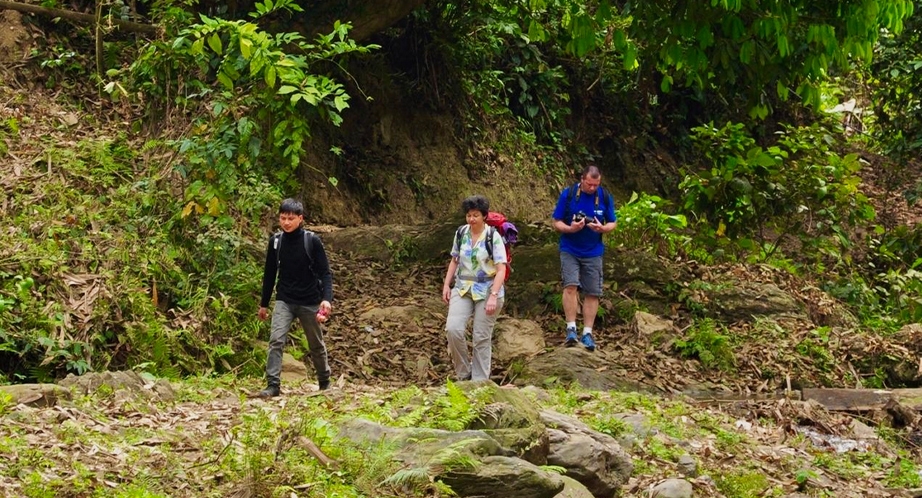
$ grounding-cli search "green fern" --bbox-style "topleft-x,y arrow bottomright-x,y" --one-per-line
430,381 -> 479,431
430,440 -> 480,472
381,467 -> 431,487
380,440 -> 479,493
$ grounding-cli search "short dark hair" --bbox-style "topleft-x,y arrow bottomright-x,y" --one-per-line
279,198 -> 304,215
461,195 -> 490,217
581,165 -> 601,179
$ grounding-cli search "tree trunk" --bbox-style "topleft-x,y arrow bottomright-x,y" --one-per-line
0,0 -> 159,35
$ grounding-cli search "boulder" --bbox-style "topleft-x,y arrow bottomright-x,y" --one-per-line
494,318 -> 546,363
336,418 -> 563,498
516,347 -> 643,391
336,418 -> 511,464
540,410 -> 633,497
442,455 -> 564,498
650,478 -> 693,498
0,384 -> 71,407
633,311 -> 676,345
320,222 -> 459,264
465,384 -> 548,464
555,476 -> 595,498
883,324 -> 922,385
281,353 -> 309,382
676,455 -> 698,478
507,246 -> 690,318
611,412 -> 652,450
700,280 -> 806,322
58,370 -> 174,402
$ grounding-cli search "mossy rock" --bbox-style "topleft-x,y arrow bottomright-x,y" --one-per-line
461,383 -> 549,464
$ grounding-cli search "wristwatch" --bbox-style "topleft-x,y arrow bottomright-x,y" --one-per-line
490,291 -> 499,297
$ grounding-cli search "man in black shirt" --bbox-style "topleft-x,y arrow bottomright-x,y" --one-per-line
257,198 -> 333,397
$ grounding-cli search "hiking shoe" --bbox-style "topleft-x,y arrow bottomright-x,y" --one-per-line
580,334 -> 596,352
257,386 -> 280,398
565,327 -> 578,347
318,379 -> 330,391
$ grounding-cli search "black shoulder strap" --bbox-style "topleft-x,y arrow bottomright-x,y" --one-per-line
303,230 -> 315,275
564,183 -> 579,220
274,231 -> 316,275
455,225 -> 495,260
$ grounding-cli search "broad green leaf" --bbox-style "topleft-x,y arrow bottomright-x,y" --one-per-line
191,37 -> 205,55
660,74 -> 673,92
217,72 -> 233,90
240,38 -> 253,59
333,95 -> 349,112
277,85 -> 298,95
265,66 -> 277,87
776,81 -> 789,100
623,44 -> 638,70
208,33 -> 223,55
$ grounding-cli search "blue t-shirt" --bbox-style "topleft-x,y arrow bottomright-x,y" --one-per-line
552,184 -> 618,258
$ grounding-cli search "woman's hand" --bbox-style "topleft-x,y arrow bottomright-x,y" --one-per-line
486,294 -> 498,315
442,285 -> 452,303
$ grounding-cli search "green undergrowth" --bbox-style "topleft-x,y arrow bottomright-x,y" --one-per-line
4,377 -> 920,496
0,135 -> 270,383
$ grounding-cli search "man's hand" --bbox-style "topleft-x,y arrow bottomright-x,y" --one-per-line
258,307 -> 269,321
570,218 -> 586,233
316,300 -> 332,323
588,217 -> 604,233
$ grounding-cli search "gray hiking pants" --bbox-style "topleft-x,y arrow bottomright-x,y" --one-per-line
445,288 -> 504,382
266,301 -> 330,388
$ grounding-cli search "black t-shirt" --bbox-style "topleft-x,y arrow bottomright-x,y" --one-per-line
260,227 -> 333,307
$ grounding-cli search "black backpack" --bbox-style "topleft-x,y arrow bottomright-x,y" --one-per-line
272,230 -> 317,277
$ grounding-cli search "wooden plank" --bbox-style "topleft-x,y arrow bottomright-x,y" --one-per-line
685,391 -> 801,404
803,388 -> 922,411
803,388 -> 895,411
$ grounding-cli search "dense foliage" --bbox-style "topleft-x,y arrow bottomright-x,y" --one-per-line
1,0 -> 922,384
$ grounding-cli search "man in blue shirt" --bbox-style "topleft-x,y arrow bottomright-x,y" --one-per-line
551,165 -> 618,351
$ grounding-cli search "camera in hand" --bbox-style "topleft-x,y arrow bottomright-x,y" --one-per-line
573,212 -> 588,223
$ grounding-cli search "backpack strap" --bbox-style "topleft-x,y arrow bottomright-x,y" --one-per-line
273,230 -> 316,277
303,230 -> 316,277
568,183 -> 610,223
455,225 -> 496,261
564,183 -> 579,221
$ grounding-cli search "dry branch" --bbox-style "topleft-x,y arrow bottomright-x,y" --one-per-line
0,0 -> 159,35
296,436 -> 338,468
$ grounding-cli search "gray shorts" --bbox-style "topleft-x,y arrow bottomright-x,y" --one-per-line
560,252 -> 603,296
